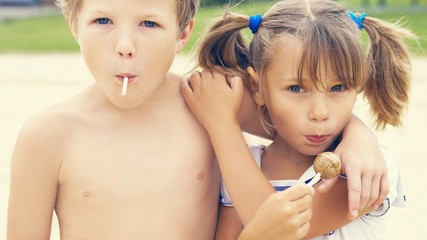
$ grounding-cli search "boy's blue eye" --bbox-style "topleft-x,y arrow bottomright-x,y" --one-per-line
330,84 -> 346,92
142,21 -> 157,28
288,85 -> 304,93
95,18 -> 111,24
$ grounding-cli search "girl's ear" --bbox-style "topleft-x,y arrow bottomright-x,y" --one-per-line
247,66 -> 265,106
176,19 -> 194,54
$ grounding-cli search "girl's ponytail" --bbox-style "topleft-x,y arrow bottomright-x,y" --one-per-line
197,10 -> 251,80
361,14 -> 416,129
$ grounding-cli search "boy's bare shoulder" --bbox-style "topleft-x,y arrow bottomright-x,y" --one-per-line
11,94 -> 89,176
17,95 -> 88,152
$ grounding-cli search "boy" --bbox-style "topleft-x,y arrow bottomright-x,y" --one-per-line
7,0 -> 388,239
8,0 -> 221,238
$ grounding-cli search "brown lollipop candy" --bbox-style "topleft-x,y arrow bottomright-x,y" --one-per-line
307,152 -> 341,186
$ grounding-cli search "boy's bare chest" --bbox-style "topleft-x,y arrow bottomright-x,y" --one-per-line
55,117 -> 220,237
59,116 -> 216,193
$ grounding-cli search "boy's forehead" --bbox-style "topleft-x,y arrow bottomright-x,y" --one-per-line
79,0 -> 177,12
75,0 -> 179,24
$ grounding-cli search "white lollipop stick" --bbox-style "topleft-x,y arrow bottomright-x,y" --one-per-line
122,77 -> 128,96
307,172 -> 321,187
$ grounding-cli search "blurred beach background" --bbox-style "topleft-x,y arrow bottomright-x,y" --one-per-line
1,0 -> 426,239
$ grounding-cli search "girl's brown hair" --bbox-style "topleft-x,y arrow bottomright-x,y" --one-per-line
197,0 -> 416,132
55,0 -> 199,35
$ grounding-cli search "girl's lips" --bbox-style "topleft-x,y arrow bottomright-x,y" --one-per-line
306,135 -> 330,145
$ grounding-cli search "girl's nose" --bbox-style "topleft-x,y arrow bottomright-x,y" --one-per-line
308,95 -> 330,122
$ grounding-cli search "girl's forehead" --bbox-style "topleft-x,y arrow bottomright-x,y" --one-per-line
266,36 -> 304,75
267,36 -> 302,69
270,35 -> 303,58
266,36 -> 343,85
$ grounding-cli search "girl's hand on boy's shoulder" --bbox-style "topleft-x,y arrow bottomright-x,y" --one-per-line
181,69 -> 244,131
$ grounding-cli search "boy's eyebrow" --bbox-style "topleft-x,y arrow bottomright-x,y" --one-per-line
87,9 -> 110,16
88,9 -> 163,20
139,14 -> 163,20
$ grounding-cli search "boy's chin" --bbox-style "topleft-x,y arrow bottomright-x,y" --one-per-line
107,95 -> 147,110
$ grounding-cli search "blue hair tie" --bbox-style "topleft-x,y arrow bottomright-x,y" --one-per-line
249,14 -> 262,34
348,12 -> 367,30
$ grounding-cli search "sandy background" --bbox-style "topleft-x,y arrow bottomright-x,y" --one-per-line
0,53 -> 426,239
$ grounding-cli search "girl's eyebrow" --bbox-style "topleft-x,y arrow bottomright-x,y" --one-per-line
278,76 -> 307,83
274,76 -> 296,84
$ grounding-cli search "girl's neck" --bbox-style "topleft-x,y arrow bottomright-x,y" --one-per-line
261,137 -> 314,180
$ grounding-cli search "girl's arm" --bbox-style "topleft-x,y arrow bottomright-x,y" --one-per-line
7,113 -> 62,239
182,70 -> 274,222
329,115 -> 389,219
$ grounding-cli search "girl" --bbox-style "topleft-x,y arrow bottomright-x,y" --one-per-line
182,0 -> 415,239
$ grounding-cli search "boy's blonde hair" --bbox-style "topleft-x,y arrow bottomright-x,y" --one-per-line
197,0 -> 416,132
55,0 -> 199,34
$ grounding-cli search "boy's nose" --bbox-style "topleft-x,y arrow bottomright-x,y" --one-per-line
116,45 -> 135,58
115,36 -> 136,58
308,95 -> 330,122
118,49 -> 135,58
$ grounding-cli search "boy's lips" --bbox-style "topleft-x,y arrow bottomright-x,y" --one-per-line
306,135 -> 330,145
115,74 -> 136,83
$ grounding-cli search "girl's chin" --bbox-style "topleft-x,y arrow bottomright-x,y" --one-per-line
300,145 -> 331,157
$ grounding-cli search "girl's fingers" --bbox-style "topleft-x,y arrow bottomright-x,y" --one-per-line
229,76 -> 243,92
293,194 -> 313,215
188,70 -> 202,91
372,174 -> 390,210
359,171 -> 373,215
181,76 -> 194,98
316,175 -> 339,193
366,174 -> 381,210
345,166 -> 362,220
211,69 -> 226,82
298,199 -> 313,218
276,182 -> 314,202
297,219 -> 311,239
